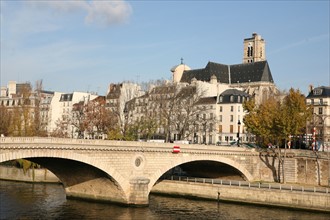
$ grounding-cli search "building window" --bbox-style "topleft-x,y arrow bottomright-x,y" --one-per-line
230,115 -> 233,122
231,106 -> 234,112
238,106 -> 241,112
210,113 -> 213,119
319,107 -> 323,115
220,106 -> 222,112
320,99 -> 323,105
219,115 -> 222,122
219,96 -> 223,102
238,96 -> 241,103
210,123 -> 213,132
230,125 -> 233,133
230,96 -> 234,102
311,99 -> 314,105
209,135 -> 212,144
247,45 -> 253,57
218,125 -> 222,133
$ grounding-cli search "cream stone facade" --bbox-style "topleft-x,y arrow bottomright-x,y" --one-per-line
306,86 -> 330,151
50,92 -> 98,136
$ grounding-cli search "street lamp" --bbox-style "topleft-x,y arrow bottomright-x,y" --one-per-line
237,120 -> 241,147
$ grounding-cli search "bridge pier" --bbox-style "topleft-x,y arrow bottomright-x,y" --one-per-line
64,177 -> 128,205
128,177 -> 150,206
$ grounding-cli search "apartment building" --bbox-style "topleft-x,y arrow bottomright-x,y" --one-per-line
306,86 -> 330,150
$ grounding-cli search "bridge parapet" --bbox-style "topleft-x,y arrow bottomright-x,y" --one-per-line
0,137 -> 258,156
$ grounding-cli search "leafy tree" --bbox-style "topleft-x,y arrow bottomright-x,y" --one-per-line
274,88 -> 312,183
243,88 -> 312,183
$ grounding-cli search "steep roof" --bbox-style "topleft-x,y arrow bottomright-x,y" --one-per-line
195,96 -> 217,105
306,86 -> 330,98
218,89 -> 250,104
180,60 -> 274,84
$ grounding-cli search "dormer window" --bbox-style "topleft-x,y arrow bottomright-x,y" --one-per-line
219,96 -> 223,103
313,89 -> 322,95
230,95 -> 234,102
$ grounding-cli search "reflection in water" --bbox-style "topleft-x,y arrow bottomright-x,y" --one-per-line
0,181 -> 328,220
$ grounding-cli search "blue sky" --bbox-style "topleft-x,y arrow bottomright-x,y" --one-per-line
1,1 -> 329,95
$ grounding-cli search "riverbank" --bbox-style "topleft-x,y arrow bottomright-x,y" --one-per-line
151,180 -> 330,212
1,166 -> 329,212
0,166 -> 60,183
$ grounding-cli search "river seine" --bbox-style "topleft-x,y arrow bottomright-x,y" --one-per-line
0,180 -> 328,220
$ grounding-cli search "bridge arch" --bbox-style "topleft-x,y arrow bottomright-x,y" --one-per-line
0,150 -> 130,203
148,156 -> 254,191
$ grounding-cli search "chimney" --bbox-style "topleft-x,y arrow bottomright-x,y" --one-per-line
309,84 -> 314,93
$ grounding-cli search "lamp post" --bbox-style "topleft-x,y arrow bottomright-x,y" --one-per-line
237,120 -> 241,147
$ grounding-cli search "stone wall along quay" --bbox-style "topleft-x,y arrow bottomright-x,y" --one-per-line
0,166 -> 60,183
151,180 -> 330,212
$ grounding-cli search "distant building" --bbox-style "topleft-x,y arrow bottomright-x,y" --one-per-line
106,82 -> 144,130
171,58 -> 191,83
0,81 -> 38,136
193,96 -> 217,144
178,33 -> 279,104
50,92 -> 98,137
217,89 -> 251,144
39,90 -> 55,134
123,33 -> 276,144
306,85 -> 330,150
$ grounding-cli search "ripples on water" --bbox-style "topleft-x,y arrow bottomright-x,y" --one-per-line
0,181 -> 328,220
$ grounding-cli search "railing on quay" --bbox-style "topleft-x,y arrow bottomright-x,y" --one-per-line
164,176 -> 330,194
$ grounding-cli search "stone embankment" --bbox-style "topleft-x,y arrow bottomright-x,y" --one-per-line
151,180 -> 330,212
0,166 -> 60,183
1,166 -> 329,212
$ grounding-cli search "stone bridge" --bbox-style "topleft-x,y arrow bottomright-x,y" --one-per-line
1,137 -> 329,206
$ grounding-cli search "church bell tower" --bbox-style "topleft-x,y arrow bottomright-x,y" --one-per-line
243,33 -> 266,64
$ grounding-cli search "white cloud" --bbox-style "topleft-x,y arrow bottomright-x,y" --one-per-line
28,0 -> 132,27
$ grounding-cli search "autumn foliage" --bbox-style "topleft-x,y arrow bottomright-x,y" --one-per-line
243,88 -> 312,147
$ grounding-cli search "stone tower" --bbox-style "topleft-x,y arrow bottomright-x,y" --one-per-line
243,33 -> 266,64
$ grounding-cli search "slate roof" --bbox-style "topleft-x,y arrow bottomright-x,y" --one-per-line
180,61 -> 273,84
195,96 -> 217,105
41,90 -> 55,95
218,89 -> 250,104
306,86 -> 330,98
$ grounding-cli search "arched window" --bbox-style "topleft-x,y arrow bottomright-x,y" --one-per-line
247,43 -> 253,57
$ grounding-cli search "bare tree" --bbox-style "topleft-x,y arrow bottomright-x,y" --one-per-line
0,105 -> 11,136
